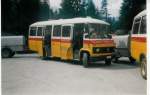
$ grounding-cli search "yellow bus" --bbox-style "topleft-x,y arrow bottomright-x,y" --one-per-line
28,17 -> 115,67
130,10 -> 146,79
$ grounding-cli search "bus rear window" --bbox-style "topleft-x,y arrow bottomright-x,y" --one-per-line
30,27 -> 37,36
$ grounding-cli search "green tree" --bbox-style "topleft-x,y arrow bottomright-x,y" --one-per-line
60,0 -> 84,18
107,17 -> 120,32
100,0 -> 108,21
38,1 -> 50,21
86,0 -> 99,18
2,0 -> 41,37
119,0 -> 146,30
19,0 -> 41,36
2,0 -> 20,35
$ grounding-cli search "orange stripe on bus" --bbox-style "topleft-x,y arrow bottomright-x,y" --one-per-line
29,38 -> 72,43
51,39 -> 60,42
83,40 -> 114,45
61,39 -> 71,43
29,37 -> 42,41
51,39 -> 71,43
132,37 -> 146,42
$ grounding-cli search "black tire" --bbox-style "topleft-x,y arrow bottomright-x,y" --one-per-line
112,57 -> 118,63
10,52 -> 15,57
111,53 -> 119,63
114,57 -> 118,63
140,57 -> 147,80
2,48 -> 12,58
82,53 -> 89,67
105,58 -> 112,65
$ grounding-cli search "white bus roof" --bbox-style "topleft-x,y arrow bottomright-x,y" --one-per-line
134,10 -> 146,19
30,17 -> 110,27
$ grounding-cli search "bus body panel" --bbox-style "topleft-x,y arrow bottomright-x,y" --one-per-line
131,35 -> 146,62
51,39 -> 73,60
28,38 -> 37,51
37,40 -> 44,56
51,39 -> 61,57
83,39 -> 115,57
28,37 -> 44,56
60,39 -> 73,60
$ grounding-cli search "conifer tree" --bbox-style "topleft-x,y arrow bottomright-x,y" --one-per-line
119,0 -> 146,30
100,0 -> 108,21
60,0 -> 83,18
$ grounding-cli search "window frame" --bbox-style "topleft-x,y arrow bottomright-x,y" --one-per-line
37,27 -> 43,36
62,25 -> 73,39
139,16 -> 146,34
83,23 -> 110,39
52,25 -> 62,37
132,17 -> 142,34
29,27 -> 37,36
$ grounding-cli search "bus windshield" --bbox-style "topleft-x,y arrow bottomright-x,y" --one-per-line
88,23 -> 110,39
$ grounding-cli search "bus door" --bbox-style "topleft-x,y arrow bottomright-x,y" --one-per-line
36,27 -> 44,56
61,25 -> 73,60
51,25 -> 61,57
72,24 -> 84,60
43,26 -> 52,57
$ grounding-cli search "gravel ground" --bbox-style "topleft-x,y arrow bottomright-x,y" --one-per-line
2,54 -> 146,95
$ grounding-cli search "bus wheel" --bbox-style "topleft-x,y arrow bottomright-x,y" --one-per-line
112,57 -> 118,63
105,58 -> 112,65
140,56 -> 147,79
10,52 -> 15,58
2,48 -> 12,58
82,53 -> 89,67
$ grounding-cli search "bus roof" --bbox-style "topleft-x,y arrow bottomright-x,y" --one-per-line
30,17 -> 110,27
134,10 -> 146,19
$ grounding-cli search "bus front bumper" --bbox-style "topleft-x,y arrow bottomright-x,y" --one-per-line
89,53 -> 112,62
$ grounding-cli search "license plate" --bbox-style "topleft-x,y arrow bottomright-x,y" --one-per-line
107,56 -> 111,59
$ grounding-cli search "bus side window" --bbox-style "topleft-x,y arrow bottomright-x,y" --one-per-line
139,16 -> 146,34
45,26 -> 52,36
62,26 -> 71,37
30,27 -> 37,36
53,25 -> 61,37
133,18 -> 141,34
37,27 -> 43,36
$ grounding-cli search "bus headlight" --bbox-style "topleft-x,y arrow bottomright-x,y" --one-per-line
96,48 -> 100,52
93,47 -> 114,53
93,47 -> 101,53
